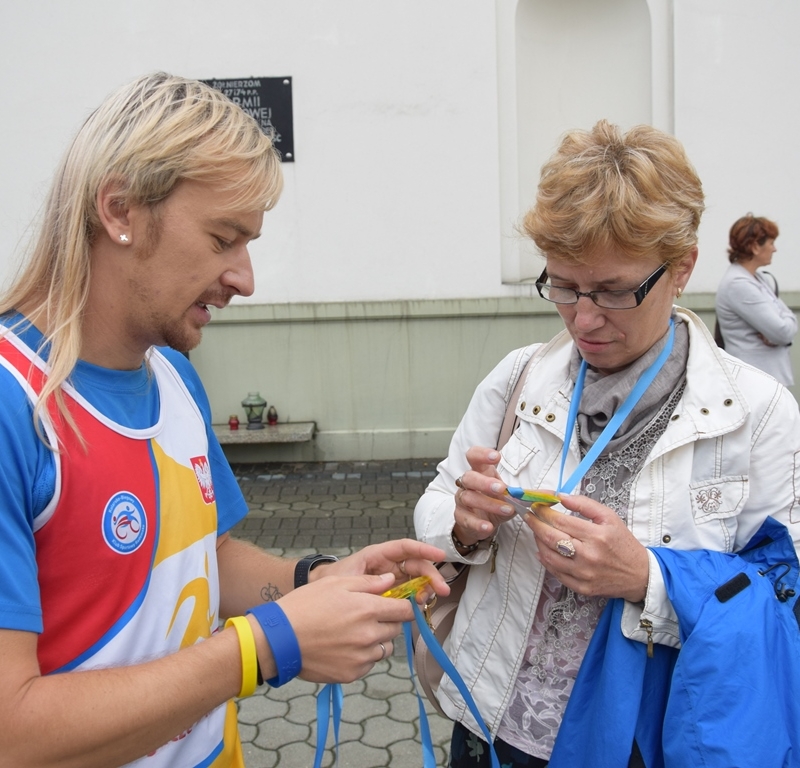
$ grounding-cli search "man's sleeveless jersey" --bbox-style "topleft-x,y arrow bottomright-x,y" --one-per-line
0,331 -> 243,768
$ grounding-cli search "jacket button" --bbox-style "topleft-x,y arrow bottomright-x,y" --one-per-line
670,414 -> 680,421
724,399 -> 733,406
532,405 -> 541,415
520,401 -> 526,411
545,413 -> 556,422
700,408 -> 710,415
662,535 -> 672,544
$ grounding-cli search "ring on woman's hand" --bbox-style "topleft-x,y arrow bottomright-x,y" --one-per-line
455,475 -> 465,489
555,539 -> 576,558
378,642 -> 387,661
398,559 -> 408,576
455,488 -> 465,506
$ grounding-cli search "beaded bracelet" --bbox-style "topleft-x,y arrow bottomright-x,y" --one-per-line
247,602 -> 302,687
225,616 -> 260,698
452,530 -> 480,553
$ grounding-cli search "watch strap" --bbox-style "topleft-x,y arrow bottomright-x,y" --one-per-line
294,554 -> 339,589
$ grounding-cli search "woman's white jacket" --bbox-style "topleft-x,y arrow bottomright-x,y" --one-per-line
414,307 -> 800,736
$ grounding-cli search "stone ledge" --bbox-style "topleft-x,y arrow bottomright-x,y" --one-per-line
212,422 -> 316,445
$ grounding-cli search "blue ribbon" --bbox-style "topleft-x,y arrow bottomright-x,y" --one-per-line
313,682 -> 344,768
557,317 -> 675,494
403,621 -> 439,768
408,599 -> 500,768
312,604 -> 500,768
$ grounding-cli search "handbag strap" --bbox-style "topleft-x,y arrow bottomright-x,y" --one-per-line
496,348 -> 537,450
760,269 -> 779,297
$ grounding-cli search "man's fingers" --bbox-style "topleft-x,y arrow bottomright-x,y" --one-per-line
362,572 -> 399,594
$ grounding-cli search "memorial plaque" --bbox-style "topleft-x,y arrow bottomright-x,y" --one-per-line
202,77 -> 295,162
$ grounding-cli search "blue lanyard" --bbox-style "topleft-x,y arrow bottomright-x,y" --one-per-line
557,317 -> 675,494
406,601 -> 501,768
314,622 -> 500,768
314,683 -> 344,768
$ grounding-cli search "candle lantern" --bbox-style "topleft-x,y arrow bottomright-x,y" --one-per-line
241,391 -> 267,430
267,405 -> 278,425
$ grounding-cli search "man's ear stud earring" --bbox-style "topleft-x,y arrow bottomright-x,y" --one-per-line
119,234 -> 129,243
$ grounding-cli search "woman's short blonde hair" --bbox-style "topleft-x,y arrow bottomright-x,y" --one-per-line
523,120 -> 704,268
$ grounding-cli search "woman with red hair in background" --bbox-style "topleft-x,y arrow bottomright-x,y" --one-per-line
715,214 -> 796,386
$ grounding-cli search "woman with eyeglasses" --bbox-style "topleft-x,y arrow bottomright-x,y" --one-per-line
415,121 -> 800,767
714,214 -> 796,386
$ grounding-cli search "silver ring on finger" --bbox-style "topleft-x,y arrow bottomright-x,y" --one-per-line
555,539 -> 576,558
455,475 -> 466,489
378,642 -> 387,661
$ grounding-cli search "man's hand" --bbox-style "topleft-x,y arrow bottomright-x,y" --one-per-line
274,571 -> 429,683
309,539 -> 448,604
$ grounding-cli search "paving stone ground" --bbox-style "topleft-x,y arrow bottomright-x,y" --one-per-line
229,459 -> 455,767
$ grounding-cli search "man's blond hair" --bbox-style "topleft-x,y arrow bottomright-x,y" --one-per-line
0,72 -> 283,445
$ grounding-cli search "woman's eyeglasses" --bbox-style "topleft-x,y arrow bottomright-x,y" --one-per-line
535,263 -> 668,310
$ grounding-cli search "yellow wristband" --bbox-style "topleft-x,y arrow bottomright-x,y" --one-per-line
225,616 -> 259,698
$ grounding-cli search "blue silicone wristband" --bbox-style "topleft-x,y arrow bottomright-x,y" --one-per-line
247,602 -> 302,687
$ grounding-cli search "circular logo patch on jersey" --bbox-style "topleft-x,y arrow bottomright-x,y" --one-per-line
102,491 -> 147,554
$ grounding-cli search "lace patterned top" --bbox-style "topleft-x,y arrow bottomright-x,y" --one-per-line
496,380 -> 686,759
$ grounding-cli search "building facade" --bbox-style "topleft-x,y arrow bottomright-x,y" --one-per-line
2,1 -> 798,459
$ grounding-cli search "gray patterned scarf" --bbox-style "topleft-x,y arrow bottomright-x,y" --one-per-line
568,314 -> 690,455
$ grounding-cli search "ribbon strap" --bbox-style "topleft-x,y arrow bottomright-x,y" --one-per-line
403,621 -> 439,768
312,604 -> 500,767
558,317 -> 675,494
409,599 -> 500,768
314,683 -> 344,768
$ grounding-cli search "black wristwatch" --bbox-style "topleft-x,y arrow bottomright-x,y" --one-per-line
294,554 -> 339,589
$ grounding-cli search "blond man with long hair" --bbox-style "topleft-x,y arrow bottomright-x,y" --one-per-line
0,72 -> 447,768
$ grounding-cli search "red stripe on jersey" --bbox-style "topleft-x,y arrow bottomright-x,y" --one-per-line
0,339 -> 157,674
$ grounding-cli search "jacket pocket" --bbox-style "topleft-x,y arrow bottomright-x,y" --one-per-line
689,476 -> 748,524
499,429 -> 539,475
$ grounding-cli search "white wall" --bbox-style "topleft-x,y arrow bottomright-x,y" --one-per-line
498,0 -> 655,282
1,0 -> 799,304
674,0 -> 800,292
0,0 -> 504,304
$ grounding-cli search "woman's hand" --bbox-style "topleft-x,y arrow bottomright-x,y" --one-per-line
757,332 -> 779,347
450,446 -> 518,549
526,493 -> 650,603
